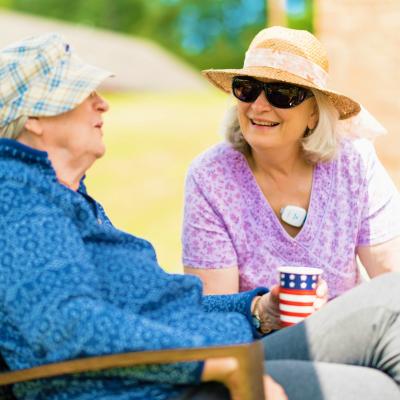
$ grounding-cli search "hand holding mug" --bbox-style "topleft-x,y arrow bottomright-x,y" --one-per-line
253,273 -> 329,332
252,286 -> 281,334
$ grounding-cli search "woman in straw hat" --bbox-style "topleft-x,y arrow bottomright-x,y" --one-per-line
183,26 -> 400,300
1,32 -> 400,400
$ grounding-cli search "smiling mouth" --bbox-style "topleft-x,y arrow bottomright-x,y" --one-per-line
94,122 -> 103,129
250,119 -> 279,127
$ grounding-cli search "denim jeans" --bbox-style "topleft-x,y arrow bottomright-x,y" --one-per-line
176,273 -> 400,400
263,271 -> 400,399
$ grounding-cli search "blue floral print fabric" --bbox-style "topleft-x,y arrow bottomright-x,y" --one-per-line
0,139 -> 268,400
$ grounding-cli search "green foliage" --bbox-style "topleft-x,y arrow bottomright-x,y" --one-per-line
2,0 -> 266,69
2,0 -> 314,70
8,0 -> 150,31
287,0 -> 314,32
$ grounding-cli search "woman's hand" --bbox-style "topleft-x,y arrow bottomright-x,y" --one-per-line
254,279 -> 329,333
202,358 -> 287,400
314,278 -> 329,311
253,286 -> 282,333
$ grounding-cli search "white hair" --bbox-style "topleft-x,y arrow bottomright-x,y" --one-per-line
302,91 -> 340,162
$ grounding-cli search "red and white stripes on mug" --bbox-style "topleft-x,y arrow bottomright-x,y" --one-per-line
277,266 -> 323,327
279,288 -> 316,327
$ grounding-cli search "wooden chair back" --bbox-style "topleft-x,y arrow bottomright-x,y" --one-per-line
0,341 -> 266,400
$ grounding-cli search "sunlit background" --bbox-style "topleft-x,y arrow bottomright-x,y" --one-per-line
0,0 -> 399,273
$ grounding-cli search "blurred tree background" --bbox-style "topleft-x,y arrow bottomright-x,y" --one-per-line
0,0 -> 313,70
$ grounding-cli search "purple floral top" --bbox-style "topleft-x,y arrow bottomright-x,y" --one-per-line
182,139 -> 400,298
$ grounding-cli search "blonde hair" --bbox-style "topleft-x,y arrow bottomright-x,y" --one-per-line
0,116 -> 28,139
221,90 -> 340,163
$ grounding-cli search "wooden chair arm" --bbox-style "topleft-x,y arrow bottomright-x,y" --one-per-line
0,341 -> 265,400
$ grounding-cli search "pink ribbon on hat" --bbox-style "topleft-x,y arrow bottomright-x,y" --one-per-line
244,48 -> 329,88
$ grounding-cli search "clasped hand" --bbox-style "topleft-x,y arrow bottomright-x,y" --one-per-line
255,278 -> 329,333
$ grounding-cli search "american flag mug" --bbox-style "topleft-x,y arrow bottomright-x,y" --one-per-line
277,266 -> 323,327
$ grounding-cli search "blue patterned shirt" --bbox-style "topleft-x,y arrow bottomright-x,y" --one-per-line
0,139 -> 268,400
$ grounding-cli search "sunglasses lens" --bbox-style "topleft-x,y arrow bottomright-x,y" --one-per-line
266,83 -> 309,108
232,77 -> 262,103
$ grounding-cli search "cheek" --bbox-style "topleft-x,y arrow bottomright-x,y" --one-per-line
277,108 -> 310,131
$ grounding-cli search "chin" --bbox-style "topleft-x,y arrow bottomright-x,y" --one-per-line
248,137 -> 279,151
95,148 -> 106,159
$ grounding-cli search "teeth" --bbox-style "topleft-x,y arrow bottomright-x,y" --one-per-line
252,119 -> 278,127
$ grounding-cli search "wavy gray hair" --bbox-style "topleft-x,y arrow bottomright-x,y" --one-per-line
221,90 -> 340,163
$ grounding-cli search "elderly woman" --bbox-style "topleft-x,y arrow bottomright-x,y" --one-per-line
1,33 -> 400,400
182,26 -> 400,298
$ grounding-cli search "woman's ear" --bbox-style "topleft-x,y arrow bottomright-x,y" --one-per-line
308,100 -> 319,130
24,117 -> 43,136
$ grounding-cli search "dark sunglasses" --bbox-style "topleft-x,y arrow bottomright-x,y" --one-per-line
232,76 -> 313,109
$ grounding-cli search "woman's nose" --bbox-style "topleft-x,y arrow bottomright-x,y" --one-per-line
251,90 -> 273,111
94,93 -> 110,113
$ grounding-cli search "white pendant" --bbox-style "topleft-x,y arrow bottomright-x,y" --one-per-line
280,205 -> 307,228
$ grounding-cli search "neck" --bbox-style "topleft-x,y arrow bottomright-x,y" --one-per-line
51,156 -> 86,191
248,144 -> 309,180
17,135 -> 91,191
44,149 -> 92,191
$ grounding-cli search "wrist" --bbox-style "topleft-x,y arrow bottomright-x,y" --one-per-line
251,295 -> 262,314
252,295 -> 273,335
251,296 -> 263,332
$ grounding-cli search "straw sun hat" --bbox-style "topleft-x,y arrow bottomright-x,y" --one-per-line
202,26 -> 361,120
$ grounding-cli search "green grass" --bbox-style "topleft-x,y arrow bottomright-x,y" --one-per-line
86,90 -> 228,273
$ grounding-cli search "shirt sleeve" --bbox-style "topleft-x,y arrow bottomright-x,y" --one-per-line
357,141 -> 400,246
203,288 -> 270,338
182,169 -> 238,268
1,184 -> 208,385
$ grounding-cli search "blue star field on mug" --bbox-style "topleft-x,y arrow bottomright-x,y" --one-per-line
280,272 -> 318,290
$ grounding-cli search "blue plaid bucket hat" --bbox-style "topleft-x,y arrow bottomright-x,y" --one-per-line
0,32 -> 112,128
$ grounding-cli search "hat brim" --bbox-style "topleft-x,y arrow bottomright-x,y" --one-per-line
202,67 -> 360,120
29,55 -> 113,118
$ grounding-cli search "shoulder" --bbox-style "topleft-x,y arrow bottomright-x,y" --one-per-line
0,159 -> 65,221
0,182 -> 56,226
334,138 -> 378,176
186,142 -> 245,182
0,158 -> 39,197
0,158 -> 48,193
337,138 -> 376,164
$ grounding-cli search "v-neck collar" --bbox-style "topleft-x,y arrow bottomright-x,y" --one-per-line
232,147 -> 334,248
